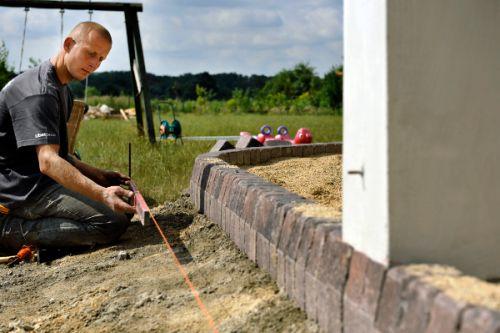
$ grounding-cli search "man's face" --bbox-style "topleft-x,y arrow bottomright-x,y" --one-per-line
65,30 -> 111,81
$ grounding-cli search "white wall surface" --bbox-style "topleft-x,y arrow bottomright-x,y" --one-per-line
343,0 -> 389,265
388,0 -> 500,279
344,0 -> 500,279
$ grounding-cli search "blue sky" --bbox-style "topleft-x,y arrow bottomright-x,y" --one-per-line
0,0 -> 343,76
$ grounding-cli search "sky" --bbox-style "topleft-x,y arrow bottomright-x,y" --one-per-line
0,0 -> 343,77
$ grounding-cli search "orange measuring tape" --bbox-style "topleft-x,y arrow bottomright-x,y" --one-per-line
149,210 -> 219,333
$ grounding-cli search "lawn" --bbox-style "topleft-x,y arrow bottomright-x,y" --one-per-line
76,114 -> 342,205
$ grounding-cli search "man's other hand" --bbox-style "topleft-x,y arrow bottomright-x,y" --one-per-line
98,170 -> 130,187
102,186 -> 135,213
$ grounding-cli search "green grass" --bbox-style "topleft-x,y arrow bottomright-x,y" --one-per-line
77,114 -> 342,205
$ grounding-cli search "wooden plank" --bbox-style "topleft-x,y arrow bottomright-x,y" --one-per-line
0,0 -> 142,12
129,181 -> 150,226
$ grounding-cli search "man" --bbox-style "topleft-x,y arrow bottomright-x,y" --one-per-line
0,22 -> 135,252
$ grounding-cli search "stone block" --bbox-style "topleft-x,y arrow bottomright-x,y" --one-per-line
250,148 -> 261,165
302,144 -> 315,156
281,146 -> 293,157
459,307 -> 500,333
344,250 -> 386,333
264,140 -> 292,147
312,143 -> 328,155
210,140 -> 235,152
397,278 -> 441,333
375,267 -> 414,332
269,242 -> 278,280
325,142 -> 342,154
277,248 -> 286,290
316,232 -> 353,333
247,227 -> 257,263
270,147 -> 282,159
235,136 -> 263,149
304,224 -> 339,322
294,219 -> 328,310
291,144 -> 305,157
317,283 -> 343,333
235,149 -> 245,165
243,149 -> 251,165
425,293 -> 467,333
256,233 -> 270,273
260,147 -> 272,163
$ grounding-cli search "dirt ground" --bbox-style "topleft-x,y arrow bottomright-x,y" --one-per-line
0,195 -> 318,333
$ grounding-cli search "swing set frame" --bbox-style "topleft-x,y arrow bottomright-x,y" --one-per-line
0,0 -> 156,143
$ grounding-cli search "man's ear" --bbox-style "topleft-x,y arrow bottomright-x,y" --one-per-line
63,37 -> 75,53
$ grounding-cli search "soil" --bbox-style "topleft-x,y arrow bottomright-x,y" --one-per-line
0,196 -> 318,333
246,154 -> 342,218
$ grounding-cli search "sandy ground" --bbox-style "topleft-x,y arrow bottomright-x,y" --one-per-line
0,196 -> 318,333
247,154 -> 342,217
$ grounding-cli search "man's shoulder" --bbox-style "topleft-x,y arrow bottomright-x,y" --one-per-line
0,61 -> 59,109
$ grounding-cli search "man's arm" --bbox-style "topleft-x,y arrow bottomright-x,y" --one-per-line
37,144 -> 135,213
67,155 -> 129,187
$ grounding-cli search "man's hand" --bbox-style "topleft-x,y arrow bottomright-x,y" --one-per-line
98,170 -> 130,187
102,186 -> 136,213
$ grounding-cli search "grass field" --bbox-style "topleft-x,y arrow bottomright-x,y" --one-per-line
77,114 -> 342,205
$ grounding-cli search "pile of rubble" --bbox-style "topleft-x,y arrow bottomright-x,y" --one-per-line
84,104 -> 136,120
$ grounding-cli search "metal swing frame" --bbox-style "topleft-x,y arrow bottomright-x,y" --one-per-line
0,0 -> 156,143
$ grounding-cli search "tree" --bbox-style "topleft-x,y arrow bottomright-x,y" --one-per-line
261,62 -> 321,100
319,65 -> 343,109
0,41 -> 15,90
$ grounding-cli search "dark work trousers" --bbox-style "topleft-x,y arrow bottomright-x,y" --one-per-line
0,183 -> 129,251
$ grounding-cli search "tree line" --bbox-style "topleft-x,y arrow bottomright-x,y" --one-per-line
1,41 -> 342,113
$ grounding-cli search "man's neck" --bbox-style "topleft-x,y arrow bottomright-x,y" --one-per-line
50,52 -> 71,85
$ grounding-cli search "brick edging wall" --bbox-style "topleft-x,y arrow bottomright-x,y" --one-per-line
189,143 -> 500,333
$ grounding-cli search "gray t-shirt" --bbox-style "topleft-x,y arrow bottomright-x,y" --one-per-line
0,60 -> 73,209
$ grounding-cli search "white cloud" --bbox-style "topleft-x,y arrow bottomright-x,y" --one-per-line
0,0 -> 343,76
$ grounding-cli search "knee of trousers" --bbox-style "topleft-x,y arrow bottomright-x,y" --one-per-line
88,212 -> 130,243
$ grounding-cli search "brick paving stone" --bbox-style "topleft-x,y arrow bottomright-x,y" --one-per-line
304,223 -> 338,322
294,219 -> 329,310
316,232 -> 352,333
247,227 -> 257,263
256,233 -> 271,273
270,147 -> 282,159
317,283 -> 343,333
344,251 -> 386,333
397,278 -> 441,333
284,214 -> 307,297
458,307 -> 500,333
302,144 -> 315,156
277,248 -> 286,290
425,293 -> 467,333
250,148 -> 261,165
269,242 -> 278,280
313,143 -> 328,155
235,136 -> 263,149
375,266 -> 415,333
260,147 -> 271,163
325,142 -> 342,154
291,145 -> 305,157
210,140 -> 235,152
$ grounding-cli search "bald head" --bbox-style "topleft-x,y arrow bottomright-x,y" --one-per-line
69,21 -> 112,45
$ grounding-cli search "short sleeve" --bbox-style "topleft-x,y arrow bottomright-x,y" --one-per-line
9,94 -> 61,148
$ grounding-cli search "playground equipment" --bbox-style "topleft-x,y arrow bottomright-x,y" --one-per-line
0,0 -> 156,143
241,125 -> 313,145
157,104 -> 183,143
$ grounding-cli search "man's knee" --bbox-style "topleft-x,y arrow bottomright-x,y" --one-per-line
91,212 -> 130,244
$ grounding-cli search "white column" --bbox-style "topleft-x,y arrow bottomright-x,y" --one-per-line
344,0 -> 500,279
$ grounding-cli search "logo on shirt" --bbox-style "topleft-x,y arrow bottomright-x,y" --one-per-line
35,133 -> 56,138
